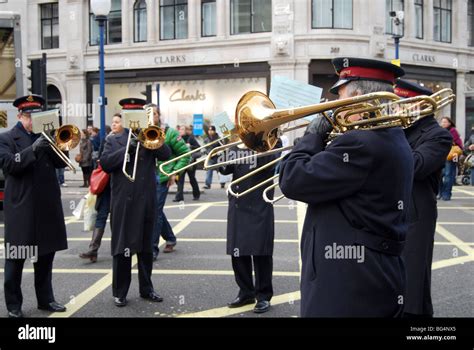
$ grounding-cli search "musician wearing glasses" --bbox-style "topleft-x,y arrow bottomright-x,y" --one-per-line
394,80 -> 452,318
100,98 -> 171,307
279,58 -> 414,317
0,95 -> 68,317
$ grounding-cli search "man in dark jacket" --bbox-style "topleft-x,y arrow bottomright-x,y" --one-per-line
395,80 -> 452,318
100,98 -> 171,307
280,58 -> 413,317
0,95 -> 68,317
220,146 -> 278,313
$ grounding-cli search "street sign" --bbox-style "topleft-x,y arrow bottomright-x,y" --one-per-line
193,114 -> 204,136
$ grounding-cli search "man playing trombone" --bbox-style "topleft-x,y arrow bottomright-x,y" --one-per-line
0,95 -> 68,317
279,58 -> 413,317
100,98 -> 171,307
395,80 -> 452,318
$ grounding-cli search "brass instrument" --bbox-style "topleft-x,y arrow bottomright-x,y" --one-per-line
123,106 -> 165,182
42,125 -> 80,173
220,90 -> 439,200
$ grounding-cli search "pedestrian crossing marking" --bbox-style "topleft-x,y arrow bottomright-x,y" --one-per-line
0,268 -> 300,277
48,203 -> 213,317
176,291 -> 301,318
436,224 -> 474,257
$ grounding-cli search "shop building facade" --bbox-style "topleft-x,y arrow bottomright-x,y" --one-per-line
1,0 -> 473,138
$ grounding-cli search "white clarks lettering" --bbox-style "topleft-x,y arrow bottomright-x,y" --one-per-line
18,324 -> 56,344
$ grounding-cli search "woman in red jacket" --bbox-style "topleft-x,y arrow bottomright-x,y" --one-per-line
439,117 -> 463,201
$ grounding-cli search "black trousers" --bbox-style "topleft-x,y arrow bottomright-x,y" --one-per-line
112,252 -> 154,299
231,255 -> 273,302
175,167 -> 200,201
4,252 -> 55,312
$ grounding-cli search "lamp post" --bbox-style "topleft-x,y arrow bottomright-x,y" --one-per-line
91,0 -> 111,141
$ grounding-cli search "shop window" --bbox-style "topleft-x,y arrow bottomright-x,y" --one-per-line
40,2 -> 59,49
202,0 -> 217,37
230,0 -> 272,35
433,0 -> 452,43
160,0 -> 188,40
415,0 -> 423,39
134,0 -> 147,42
312,0 -> 353,29
89,0 -> 122,46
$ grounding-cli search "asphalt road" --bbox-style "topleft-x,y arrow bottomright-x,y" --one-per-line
0,170 -> 472,318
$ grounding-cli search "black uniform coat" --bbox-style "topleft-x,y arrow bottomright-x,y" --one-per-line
219,147 -> 277,256
100,130 -> 171,256
0,122 -> 68,256
279,128 -> 414,317
402,116 -> 452,316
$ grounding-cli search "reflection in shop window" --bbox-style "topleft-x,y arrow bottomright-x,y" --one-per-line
89,0 -> 122,46
312,0 -> 353,29
40,2 -> 59,49
160,0 -> 188,40
202,0 -> 217,37
231,0 -> 272,35
386,0 -> 404,36
433,0 -> 452,43
134,0 -> 147,42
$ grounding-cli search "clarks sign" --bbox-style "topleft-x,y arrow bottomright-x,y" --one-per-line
170,89 -> 206,102
154,55 -> 186,64
412,54 -> 436,63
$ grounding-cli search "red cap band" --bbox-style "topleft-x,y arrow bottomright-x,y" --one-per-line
394,87 -> 420,98
339,67 -> 396,84
122,104 -> 144,109
18,101 -> 42,110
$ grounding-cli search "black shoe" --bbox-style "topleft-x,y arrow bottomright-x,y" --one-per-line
114,297 -> 127,307
203,185 -> 210,189
192,197 -> 200,201
253,300 -> 271,314
38,301 -> 66,312
140,291 -> 163,302
173,198 -> 183,202
8,310 -> 24,318
220,183 -> 225,189
227,296 -> 255,308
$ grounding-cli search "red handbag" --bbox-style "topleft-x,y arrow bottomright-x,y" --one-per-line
89,164 -> 110,195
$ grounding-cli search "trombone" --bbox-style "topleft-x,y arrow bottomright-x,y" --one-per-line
42,125 -> 80,173
122,106 -> 165,182
221,90 -> 439,201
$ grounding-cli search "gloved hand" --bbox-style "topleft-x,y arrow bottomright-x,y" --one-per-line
128,137 -> 139,153
32,135 -> 50,154
304,112 -> 334,139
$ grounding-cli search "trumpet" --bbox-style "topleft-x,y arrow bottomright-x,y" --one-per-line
122,106 -> 165,182
42,125 -> 80,173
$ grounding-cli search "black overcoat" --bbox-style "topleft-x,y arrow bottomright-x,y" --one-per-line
0,123 -> 68,256
402,116 -> 452,316
219,147 -> 277,256
280,128 -> 414,317
100,130 -> 171,256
